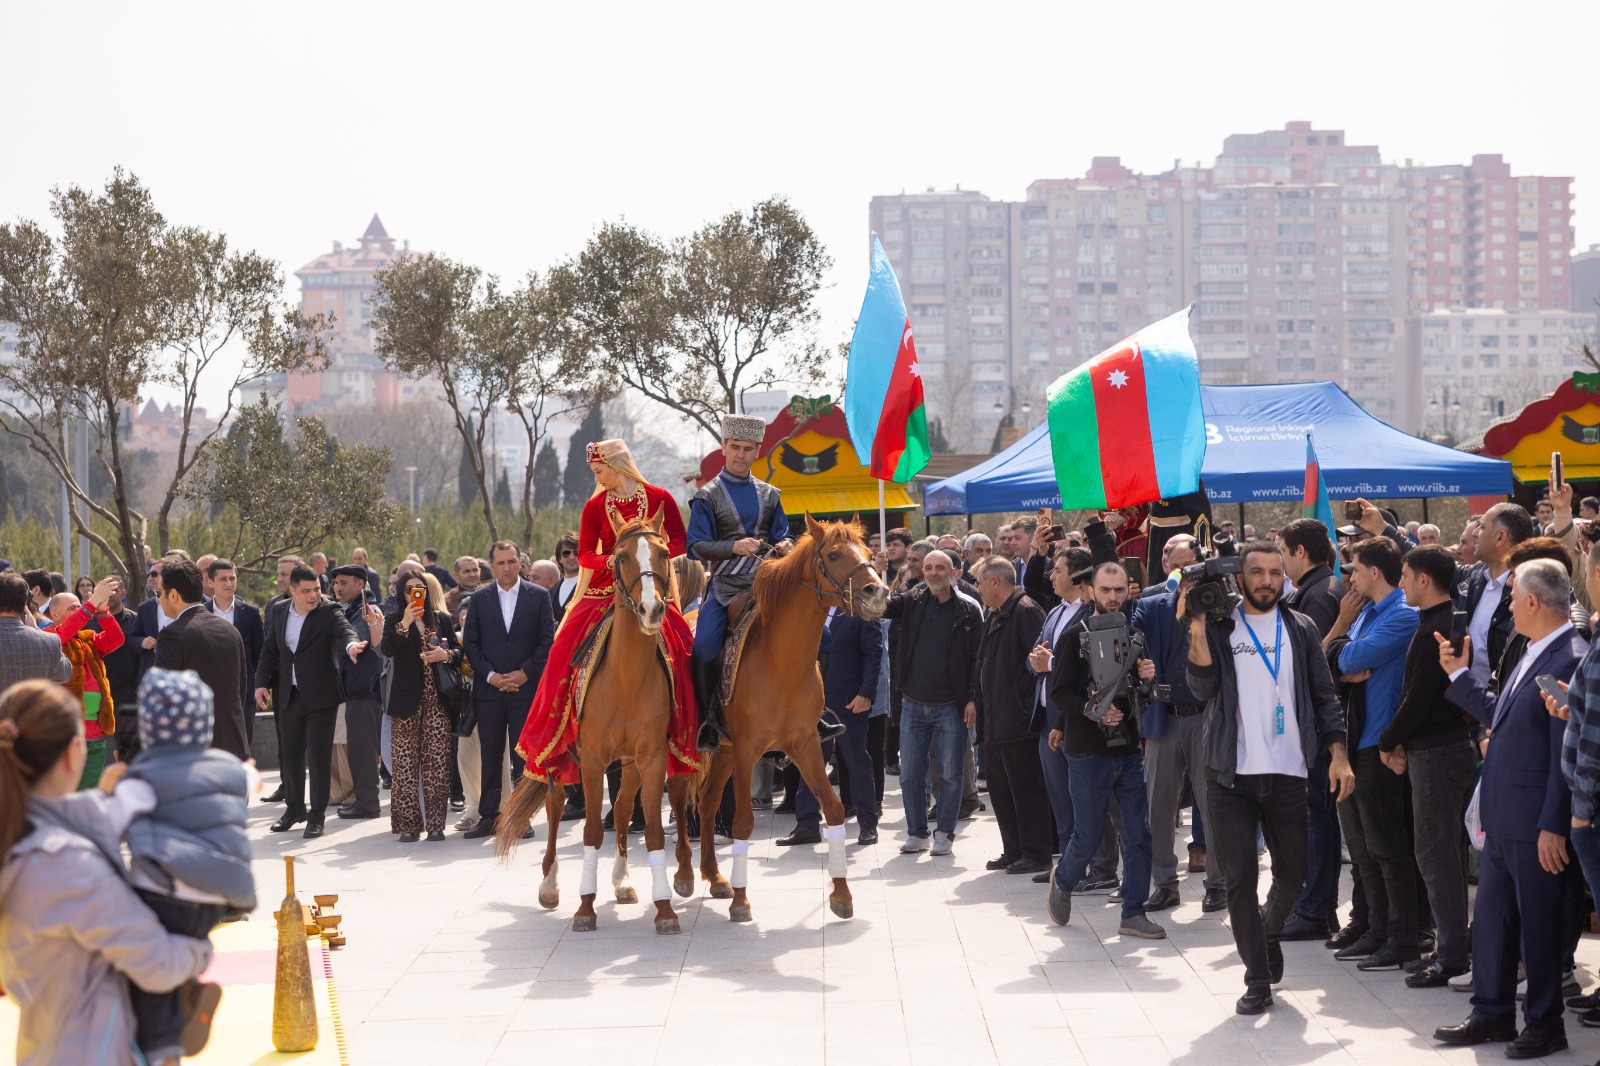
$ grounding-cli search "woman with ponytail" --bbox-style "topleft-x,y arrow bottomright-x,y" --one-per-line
0,680 -> 213,1066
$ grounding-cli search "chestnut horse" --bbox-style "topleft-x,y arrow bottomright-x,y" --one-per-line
697,515 -> 888,922
495,507 -> 695,934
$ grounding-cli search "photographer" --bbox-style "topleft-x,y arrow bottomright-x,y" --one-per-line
1186,540 -> 1354,1015
1043,562 -> 1165,941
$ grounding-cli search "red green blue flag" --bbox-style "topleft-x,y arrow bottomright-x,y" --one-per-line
844,234 -> 930,483
1045,307 -> 1205,509
1302,434 -> 1339,552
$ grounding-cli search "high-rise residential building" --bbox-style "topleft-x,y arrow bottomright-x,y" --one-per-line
870,122 -> 1576,449
246,215 -> 440,412
1574,245 -> 1600,327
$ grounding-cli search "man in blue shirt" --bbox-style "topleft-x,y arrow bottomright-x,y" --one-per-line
1324,537 -> 1421,971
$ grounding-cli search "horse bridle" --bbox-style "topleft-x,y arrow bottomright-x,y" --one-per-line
611,526 -> 672,616
800,540 -> 879,617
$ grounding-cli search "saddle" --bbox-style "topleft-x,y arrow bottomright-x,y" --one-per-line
568,606 -> 676,721
719,603 -> 760,706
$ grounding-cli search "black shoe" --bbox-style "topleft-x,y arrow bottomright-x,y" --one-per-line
302,820 -> 324,839
1504,1026 -> 1568,1059
777,827 -> 821,847
986,854 -> 1021,871
958,799 -> 985,820
1333,931 -> 1384,960
1278,911 -> 1328,941
269,814 -> 305,833
1357,941 -> 1420,971
1404,953 -> 1436,975
818,714 -> 846,743
426,830 -> 445,842
602,809 -> 616,830
1047,879 -> 1073,925
378,766 -> 391,790
886,763 -> 900,776
561,801 -> 584,823
1325,922 -> 1368,950
1236,986 -> 1273,1015
462,817 -> 497,840
521,825 -> 535,841
1579,1007 -> 1600,1028
397,831 -> 419,843
449,797 -> 466,812
773,800 -> 796,815
1032,871 -> 1051,884
1267,939 -> 1284,984
337,805 -> 380,819
1407,962 -> 1469,989
1568,991 -> 1600,1010
263,785 -> 286,804
1201,888 -> 1228,913
1145,887 -> 1181,912
1433,1015 -> 1518,1046
628,816 -> 646,833
856,830 -> 878,846
1006,858 -> 1051,875
1074,875 -> 1118,894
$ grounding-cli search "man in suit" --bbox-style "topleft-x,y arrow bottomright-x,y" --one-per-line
461,539 -> 555,839
1458,502 -> 1534,692
254,564 -> 365,838
778,606 -> 884,847
0,572 -> 70,692
1434,558 -> 1588,1056
152,560 -> 252,761
205,559 -> 264,744
331,564 -> 386,819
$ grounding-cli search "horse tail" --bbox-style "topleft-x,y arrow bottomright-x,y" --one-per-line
493,774 -> 551,861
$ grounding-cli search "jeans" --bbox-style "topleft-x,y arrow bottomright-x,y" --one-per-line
1340,748 -> 1418,947
1208,770 -> 1309,990
900,699 -> 967,839
1053,750 -> 1153,920
1295,745 -> 1343,922
130,891 -> 229,1062
1408,740 -> 1476,968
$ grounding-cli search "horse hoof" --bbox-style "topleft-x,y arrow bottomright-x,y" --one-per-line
538,891 -> 559,910
615,887 -> 638,904
709,882 -> 734,900
654,918 -> 681,936
729,905 -> 752,923
673,877 -> 695,899
571,914 -> 597,932
830,898 -> 854,920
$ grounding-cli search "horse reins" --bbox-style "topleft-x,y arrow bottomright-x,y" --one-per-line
800,540 -> 878,617
611,527 -> 672,615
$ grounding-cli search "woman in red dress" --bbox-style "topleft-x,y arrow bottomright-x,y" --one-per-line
515,439 -> 702,786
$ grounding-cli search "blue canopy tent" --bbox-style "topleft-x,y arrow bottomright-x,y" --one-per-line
923,382 -> 1513,515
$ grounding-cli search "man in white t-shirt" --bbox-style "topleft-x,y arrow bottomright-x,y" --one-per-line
1186,540 -> 1354,1017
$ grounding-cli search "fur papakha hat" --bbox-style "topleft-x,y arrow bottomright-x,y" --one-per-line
721,413 -> 767,444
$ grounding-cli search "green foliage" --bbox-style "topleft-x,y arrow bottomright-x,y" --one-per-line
493,467 -> 512,510
532,438 -> 561,510
564,406 -> 604,507
458,430 -> 477,511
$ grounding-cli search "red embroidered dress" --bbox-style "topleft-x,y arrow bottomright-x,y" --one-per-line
515,484 -> 701,784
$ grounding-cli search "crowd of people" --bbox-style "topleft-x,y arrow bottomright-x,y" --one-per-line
10,441 -> 1600,1060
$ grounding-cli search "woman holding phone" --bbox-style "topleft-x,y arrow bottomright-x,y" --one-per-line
382,571 -> 462,842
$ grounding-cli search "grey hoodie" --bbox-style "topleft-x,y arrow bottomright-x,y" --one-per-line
0,791 -> 212,1066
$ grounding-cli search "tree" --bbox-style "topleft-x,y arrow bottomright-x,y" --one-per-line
564,406 -> 605,507
928,418 -> 951,455
458,431 -> 477,511
493,467 -> 513,511
553,196 -> 832,438
185,398 -> 405,572
0,456 -> 10,522
532,438 -> 561,511
372,252 -> 507,541
0,169 -> 326,596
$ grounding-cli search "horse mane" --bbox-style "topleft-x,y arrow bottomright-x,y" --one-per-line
752,517 -> 867,621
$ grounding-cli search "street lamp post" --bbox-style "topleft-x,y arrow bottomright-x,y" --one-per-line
1426,388 -> 1466,446
404,466 -> 418,514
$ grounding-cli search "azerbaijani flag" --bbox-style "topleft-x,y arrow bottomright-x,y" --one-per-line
843,234 -> 930,483
1302,434 -> 1339,551
1045,307 -> 1205,509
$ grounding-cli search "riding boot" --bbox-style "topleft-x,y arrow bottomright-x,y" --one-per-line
818,711 -> 846,743
694,656 -> 729,752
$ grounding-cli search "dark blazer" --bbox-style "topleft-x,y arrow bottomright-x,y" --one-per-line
207,598 -> 264,714
1447,626 -> 1588,842
154,603 -> 251,761
380,607 -> 462,720
339,599 -> 384,702
461,580 -> 555,698
975,588 -> 1045,742
1458,564 -> 1515,685
1284,564 -> 1343,638
255,598 -> 360,712
131,598 -> 163,680
1130,588 -> 1203,739
96,606 -> 142,716
822,610 -> 883,716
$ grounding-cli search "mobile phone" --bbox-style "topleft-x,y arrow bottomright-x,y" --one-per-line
1049,524 -> 1065,540
1121,557 -> 1145,586
1536,674 -> 1566,705
1450,610 -> 1469,655
408,586 -> 426,610
1552,452 -> 1565,492
1343,501 -> 1363,522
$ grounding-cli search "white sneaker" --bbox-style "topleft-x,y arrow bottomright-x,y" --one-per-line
930,831 -> 954,856
1517,969 -> 1578,1001
900,834 -> 931,854
714,834 -> 733,846
1449,969 -> 1474,992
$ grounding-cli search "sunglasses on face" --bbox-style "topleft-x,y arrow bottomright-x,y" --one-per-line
560,550 -> 576,557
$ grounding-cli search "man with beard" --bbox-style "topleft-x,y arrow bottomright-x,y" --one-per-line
1186,540 -> 1354,1015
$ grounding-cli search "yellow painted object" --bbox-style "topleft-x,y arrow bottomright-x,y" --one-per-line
273,855 -> 320,1053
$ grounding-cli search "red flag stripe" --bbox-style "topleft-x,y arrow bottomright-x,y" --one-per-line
1089,342 -> 1160,507
872,322 -> 923,480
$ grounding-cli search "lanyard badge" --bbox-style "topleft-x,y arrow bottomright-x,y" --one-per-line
1240,610 -> 1286,736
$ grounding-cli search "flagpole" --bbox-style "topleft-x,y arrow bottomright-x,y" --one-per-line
878,478 -> 887,546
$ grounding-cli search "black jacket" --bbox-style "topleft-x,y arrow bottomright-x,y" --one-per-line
461,580 -> 555,698
1378,600 -> 1471,753
1049,611 -> 1149,754
155,604 -> 251,761
96,607 -> 141,715
880,584 -> 983,707
339,599 -> 384,702
380,608 -> 462,720
1186,606 -> 1347,788
1284,564 -> 1343,638
207,598 -> 264,715
1457,563 -> 1515,685
256,598 -> 360,712
975,588 -> 1046,742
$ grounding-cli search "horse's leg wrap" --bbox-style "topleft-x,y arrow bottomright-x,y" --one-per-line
648,849 -> 670,901
822,824 -> 848,879
580,845 -> 600,897
730,839 -> 750,889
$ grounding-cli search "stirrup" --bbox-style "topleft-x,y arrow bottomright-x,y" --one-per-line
696,722 -> 728,753
817,714 -> 846,742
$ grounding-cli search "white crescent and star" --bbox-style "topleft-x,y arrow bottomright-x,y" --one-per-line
1107,369 -> 1130,389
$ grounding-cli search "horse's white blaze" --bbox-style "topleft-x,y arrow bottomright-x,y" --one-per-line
635,535 -> 658,612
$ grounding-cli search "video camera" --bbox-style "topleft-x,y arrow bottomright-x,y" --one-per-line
1179,545 -> 1244,624
1080,611 -> 1150,750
